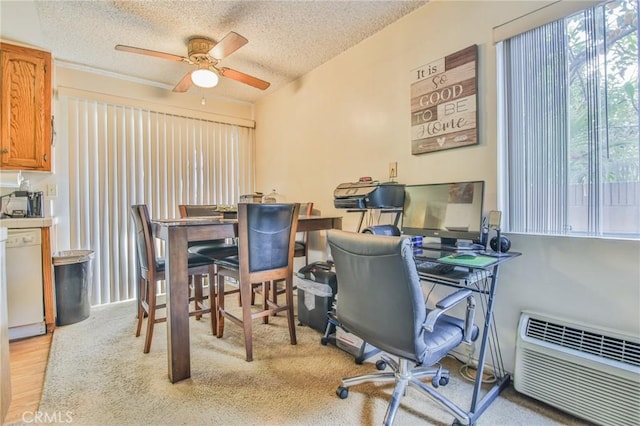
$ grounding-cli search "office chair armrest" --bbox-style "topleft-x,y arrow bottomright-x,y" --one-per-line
423,289 -> 473,332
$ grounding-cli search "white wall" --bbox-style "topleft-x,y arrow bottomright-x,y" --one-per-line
254,1 -> 640,372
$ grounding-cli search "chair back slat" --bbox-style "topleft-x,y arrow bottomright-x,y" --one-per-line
130,204 -> 158,273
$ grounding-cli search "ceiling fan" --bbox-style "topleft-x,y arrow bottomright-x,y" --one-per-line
115,31 -> 270,92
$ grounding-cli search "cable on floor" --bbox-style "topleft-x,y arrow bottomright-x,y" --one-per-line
446,353 -> 497,384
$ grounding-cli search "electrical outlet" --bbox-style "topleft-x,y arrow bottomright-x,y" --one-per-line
389,161 -> 398,178
47,183 -> 58,197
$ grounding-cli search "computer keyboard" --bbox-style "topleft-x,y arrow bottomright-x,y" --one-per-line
415,260 -> 456,275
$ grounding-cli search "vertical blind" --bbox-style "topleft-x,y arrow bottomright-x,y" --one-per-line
62,96 -> 255,305
501,20 -> 569,234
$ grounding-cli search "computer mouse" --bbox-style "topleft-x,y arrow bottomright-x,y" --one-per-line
454,252 -> 477,259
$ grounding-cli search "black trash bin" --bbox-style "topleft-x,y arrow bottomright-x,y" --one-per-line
296,261 -> 337,332
53,250 -> 94,326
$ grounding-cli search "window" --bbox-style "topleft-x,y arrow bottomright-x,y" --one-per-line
498,0 -> 639,238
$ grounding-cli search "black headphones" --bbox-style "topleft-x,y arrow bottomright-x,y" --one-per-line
490,235 -> 511,253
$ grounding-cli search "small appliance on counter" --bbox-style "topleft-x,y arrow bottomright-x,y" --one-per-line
0,190 -> 44,218
28,191 -> 44,217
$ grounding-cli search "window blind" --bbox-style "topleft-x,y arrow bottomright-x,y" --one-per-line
62,96 -> 255,305
501,20 -> 569,234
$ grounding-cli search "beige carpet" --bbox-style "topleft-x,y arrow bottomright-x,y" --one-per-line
27,299 -> 587,426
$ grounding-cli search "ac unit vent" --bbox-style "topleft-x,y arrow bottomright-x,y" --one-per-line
526,317 -> 640,367
515,311 -> 640,426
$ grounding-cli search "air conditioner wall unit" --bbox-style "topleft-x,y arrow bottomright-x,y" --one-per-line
515,311 -> 640,426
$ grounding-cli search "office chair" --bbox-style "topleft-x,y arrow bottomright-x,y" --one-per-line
327,230 -> 478,425
213,202 -> 300,361
130,204 -> 217,353
321,224 -> 399,363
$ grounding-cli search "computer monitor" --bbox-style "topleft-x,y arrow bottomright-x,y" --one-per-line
401,180 -> 485,250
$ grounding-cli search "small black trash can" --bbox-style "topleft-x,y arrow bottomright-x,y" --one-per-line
296,261 -> 337,332
53,250 -> 94,326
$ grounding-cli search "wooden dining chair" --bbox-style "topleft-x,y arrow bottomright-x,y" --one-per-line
266,202 -> 314,308
130,204 -> 217,353
179,204 -> 240,309
213,202 -> 300,361
178,204 -> 239,257
178,204 -> 222,218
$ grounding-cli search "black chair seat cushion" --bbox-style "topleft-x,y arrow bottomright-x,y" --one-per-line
213,255 -> 240,271
420,313 -> 479,363
189,240 -> 239,260
155,252 -> 219,272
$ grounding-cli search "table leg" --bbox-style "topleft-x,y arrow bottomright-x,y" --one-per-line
240,275 -> 254,362
165,226 -> 190,383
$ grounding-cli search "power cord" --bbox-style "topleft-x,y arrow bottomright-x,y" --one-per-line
447,347 -> 496,384
424,282 -> 437,306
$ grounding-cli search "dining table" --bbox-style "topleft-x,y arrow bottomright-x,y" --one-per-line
151,214 -> 343,383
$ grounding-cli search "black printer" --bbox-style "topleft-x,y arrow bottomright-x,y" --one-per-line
333,179 -> 405,209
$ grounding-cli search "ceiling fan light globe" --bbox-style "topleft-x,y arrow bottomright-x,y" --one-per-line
191,69 -> 219,88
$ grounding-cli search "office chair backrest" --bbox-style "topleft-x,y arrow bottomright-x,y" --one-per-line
327,230 -> 427,363
130,204 -> 157,273
239,203 -> 300,273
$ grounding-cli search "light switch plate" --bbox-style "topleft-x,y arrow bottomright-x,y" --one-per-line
389,161 -> 398,178
47,183 -> 58,197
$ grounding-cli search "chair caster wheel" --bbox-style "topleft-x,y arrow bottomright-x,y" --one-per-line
432,375 -> 449,387
320,337 -> 328,345
375,360 -> 387,370
336,386 -> 349,399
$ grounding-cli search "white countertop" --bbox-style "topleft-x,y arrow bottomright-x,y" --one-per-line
0,217 -> 53,228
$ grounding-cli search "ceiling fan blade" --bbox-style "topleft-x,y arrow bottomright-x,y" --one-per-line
208,31 -> 248,60
219,67 -> 270,90
115,45 -> 188,62
173,72 -> 193,93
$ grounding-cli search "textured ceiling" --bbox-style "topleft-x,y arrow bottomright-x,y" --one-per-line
3,1 -> 427,104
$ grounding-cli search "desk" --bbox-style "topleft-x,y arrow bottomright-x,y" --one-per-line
416,249 -> 521,425
152,215 -> 342,383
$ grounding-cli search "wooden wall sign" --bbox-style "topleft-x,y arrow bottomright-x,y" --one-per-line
410,45 -> 478,155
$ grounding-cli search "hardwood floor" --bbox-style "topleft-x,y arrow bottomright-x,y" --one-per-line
3,333 -> 52,425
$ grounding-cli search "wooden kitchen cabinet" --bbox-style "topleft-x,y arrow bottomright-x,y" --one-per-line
0,43 -> 52,171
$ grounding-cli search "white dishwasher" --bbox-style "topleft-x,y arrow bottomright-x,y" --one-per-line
6,228 -> 45,340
